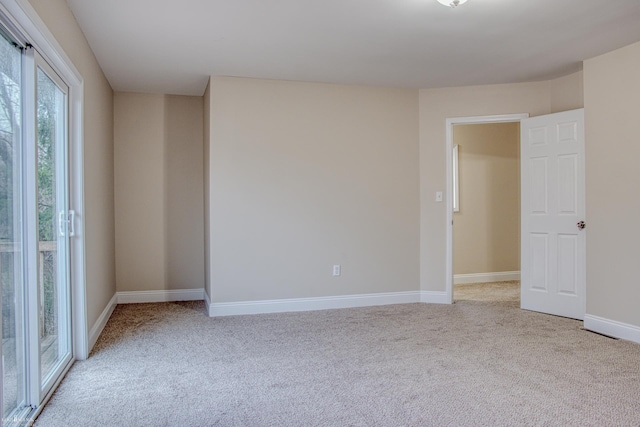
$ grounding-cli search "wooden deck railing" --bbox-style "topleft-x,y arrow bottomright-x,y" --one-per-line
1,241 -> 57,338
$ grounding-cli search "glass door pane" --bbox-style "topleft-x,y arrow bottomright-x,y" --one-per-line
35,62 -> 71,390
0,33 -> 27,419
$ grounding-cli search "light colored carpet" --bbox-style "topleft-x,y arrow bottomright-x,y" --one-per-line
454,280 -> 521,303
34,286 -> 640,426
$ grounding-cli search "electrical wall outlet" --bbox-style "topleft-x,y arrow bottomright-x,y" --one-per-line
333,264 -> 341,276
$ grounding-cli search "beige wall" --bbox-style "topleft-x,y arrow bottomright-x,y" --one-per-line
115,92 -> 204,292
550,71 -> 584,114
453,122 -> 520,275
29,0 -> 115,329
418,77 -> 585,292
206,77 -> 419,302
584,41 -> 640,328
165,95 -> 205,290
114,93 -> 165,291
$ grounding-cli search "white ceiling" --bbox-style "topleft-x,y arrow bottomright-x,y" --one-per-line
66,0 -> 640,96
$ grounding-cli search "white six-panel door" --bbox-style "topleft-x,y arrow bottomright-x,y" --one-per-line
520,109 -> 586,320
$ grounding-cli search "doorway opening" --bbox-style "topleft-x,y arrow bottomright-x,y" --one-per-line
445,114 -> 528,304
452,121 -> 521,304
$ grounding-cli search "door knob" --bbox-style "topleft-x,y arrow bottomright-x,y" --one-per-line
577,221 -> 586,230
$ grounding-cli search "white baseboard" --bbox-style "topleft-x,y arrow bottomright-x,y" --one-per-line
208,291 -> 423,317
454,271 -> 520,285
117,288 -> 204,304
584,314 -> 640,345
88,293 -> 117,353
420,291 -> 450,304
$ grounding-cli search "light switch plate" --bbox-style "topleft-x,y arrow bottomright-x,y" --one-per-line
333,265 -> 341,276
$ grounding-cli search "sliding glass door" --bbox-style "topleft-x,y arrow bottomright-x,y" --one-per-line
35,56 -> 72,396
0,28 -> 73,424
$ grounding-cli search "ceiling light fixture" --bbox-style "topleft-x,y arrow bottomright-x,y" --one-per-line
437,0 -> 468,7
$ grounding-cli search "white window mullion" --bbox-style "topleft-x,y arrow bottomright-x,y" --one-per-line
21,44 -> 41,410
54,80 -> 69,369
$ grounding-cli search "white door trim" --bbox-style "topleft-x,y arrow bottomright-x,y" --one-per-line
445,114 -> 529,304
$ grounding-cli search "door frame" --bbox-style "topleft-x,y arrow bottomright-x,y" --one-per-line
2,0 -> 88,360
445,113 -> 529,304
